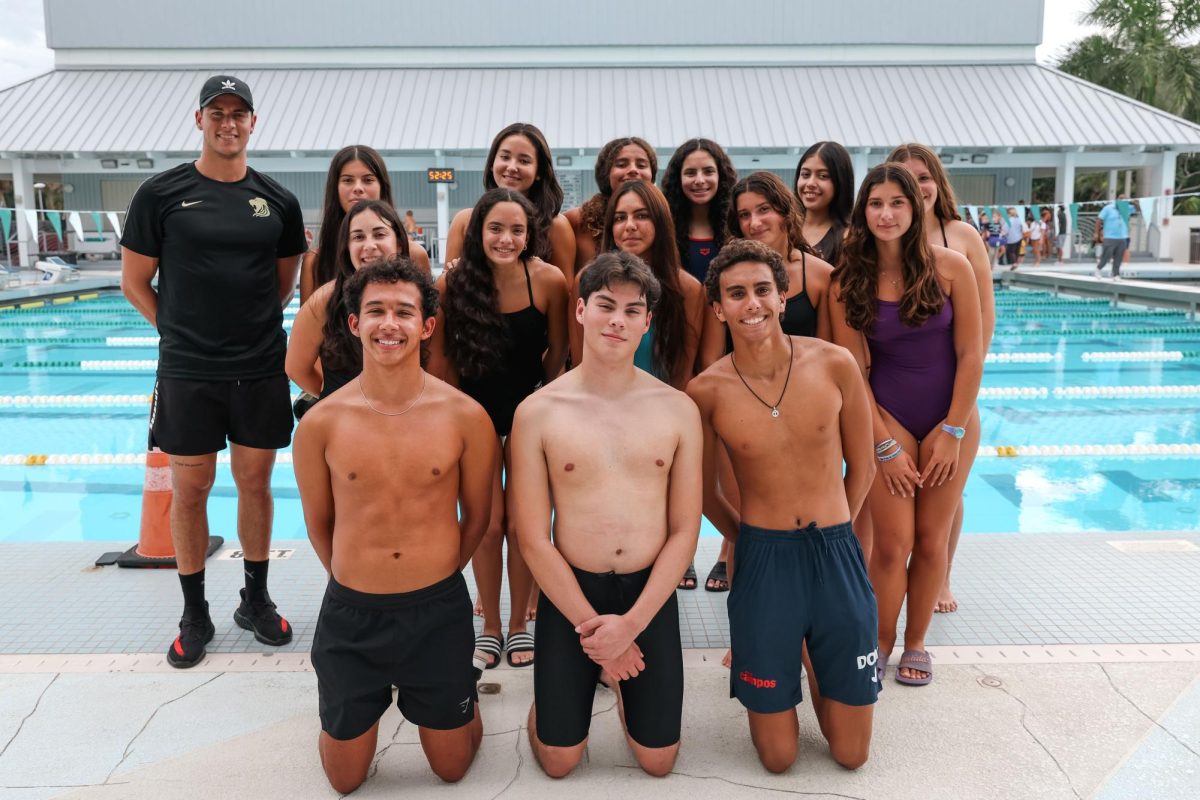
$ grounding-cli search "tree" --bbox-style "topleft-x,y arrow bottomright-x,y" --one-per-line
1056,0 -> 1200,210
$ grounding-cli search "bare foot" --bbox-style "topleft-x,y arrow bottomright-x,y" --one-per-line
934,582 -> 958,613
507,631 -> 534,666
721,648 -> 732,669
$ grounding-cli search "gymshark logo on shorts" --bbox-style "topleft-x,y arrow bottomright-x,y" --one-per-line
458,696 -> 471,715
249,197 -> 270,218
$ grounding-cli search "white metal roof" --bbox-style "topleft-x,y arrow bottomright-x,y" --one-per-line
3,64 -> 1198,155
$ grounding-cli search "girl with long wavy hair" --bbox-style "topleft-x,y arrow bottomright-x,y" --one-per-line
298,145 -> 429,302
444,123 -> 577,282
794,141 -> 854,265
829,164 -> 983,688
428,188 -> 569,672
565,137 -> 657,279
885,143 -> 996,616
287,200 -> 422,407
661,138 -> 739,285
569,180 -> 704,391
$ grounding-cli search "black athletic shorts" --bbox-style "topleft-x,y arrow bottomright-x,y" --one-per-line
312,573 -> 477,740
534,565 -> 683,749
149,374 -> 292,455
729,521 -> 880,713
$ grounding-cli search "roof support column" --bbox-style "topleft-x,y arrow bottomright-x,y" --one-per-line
1055,151 -> 1076,257
852,150 -> 870,195
434,149 -> 449,270
1145,150 -> 1177,261
11,158 -> 36,268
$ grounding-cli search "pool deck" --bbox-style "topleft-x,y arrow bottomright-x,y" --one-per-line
1,533 -> 1197,799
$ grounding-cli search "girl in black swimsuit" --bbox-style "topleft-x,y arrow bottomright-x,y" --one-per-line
430,188 -> 569,671
794,141 -> 854,266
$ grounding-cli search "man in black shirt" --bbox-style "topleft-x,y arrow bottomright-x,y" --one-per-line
121,75 -> 307,668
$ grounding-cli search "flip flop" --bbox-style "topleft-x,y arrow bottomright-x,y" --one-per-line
505,631 -> 535,668
678,562 -> 698,590
472,633 -> 503,680
894,649 -> 933,686
704,561 -> 730,592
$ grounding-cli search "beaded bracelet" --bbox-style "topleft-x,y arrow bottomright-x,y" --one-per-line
878,444 -> 904,463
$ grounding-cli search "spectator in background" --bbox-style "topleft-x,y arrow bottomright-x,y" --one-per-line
404,209 -> 418,237
986,211 -> 1005,266
1027,209 -> 1044,267
1056,205 -> 1069,263
1004,207 -> 1026,271
1095,194 -> 1130,279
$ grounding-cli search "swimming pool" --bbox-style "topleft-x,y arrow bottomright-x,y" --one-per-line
1,288 -> 1198,543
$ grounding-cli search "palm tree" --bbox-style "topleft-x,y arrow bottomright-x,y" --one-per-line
1056,1 -> 1200,210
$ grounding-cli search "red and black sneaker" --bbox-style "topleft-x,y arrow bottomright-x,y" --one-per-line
166,604 -> 215,669
233,588 -> 292,646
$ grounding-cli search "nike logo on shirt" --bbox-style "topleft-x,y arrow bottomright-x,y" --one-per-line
181,200 -> 203,207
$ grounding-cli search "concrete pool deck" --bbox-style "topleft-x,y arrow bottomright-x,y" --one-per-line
0,534 -> 1197,799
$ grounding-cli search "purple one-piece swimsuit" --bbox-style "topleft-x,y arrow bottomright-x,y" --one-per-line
867,298 -> 956,440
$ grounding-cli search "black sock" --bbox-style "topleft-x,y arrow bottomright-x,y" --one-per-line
179,570 -> 206,616
244,558 -> 269,598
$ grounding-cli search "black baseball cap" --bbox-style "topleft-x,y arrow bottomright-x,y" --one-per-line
199,75 -> 254,112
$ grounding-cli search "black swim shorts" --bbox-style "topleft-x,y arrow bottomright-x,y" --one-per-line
312,572 -> 477,740
534,565 -> 683,749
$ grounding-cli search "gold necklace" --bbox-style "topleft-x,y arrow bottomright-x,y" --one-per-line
357,373 -> 426,417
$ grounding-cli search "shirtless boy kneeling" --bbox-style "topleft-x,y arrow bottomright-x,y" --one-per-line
687,239 -> 878,772
293,258 -> 498,793
510,251 -> 702,778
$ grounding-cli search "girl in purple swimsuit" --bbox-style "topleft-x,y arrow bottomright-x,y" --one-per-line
829,164 -> 983,688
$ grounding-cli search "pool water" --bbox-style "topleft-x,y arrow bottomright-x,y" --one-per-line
1,289 -> 1198,543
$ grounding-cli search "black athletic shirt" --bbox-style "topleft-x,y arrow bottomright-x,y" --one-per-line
121,163 -> 306,380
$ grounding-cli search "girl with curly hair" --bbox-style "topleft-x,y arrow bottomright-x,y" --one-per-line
885,143 -> 996,616
298,145 -> 430,302
444,123 -> 577,282
429,188 -> 569,671
828,164 -> 983,688
661,138 -> 739,284
565,137 -> 657,279
570,180 -> 704,392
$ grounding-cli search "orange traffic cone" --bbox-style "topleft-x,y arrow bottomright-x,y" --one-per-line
115,448 -> 222,568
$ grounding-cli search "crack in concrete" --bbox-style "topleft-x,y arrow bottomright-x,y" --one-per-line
973,667 -> 1081,800
2,781 -> 131,789
104,672 -> 223,784
1097,664 -> 1200,760
488,726 -> 524,800
612,764 -> 866,798
367,716 -> 407,781
0,673 -> 59,762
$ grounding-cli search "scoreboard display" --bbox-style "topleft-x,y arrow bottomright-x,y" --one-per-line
426,168 -> 457,184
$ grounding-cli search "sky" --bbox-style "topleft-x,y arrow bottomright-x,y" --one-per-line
0,0 -> 1100,91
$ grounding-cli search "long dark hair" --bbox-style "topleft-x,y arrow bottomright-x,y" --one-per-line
661,138 -> 738,264
728,172 -> 811,256
482,123 -> 563,261
320,200 -> 409,373
579,137 -> 658,245
886,143 -> 961,222
314,145 -> 393,288
444,189 -> 541,379
833,164 -> 945,333
795,141 -> 853,266
600,180 -> 689,380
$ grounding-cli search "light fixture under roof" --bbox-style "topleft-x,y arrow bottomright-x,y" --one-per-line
100,159 -> 118,169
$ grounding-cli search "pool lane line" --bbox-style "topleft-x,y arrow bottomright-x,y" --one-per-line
5,443 -> 1200,465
